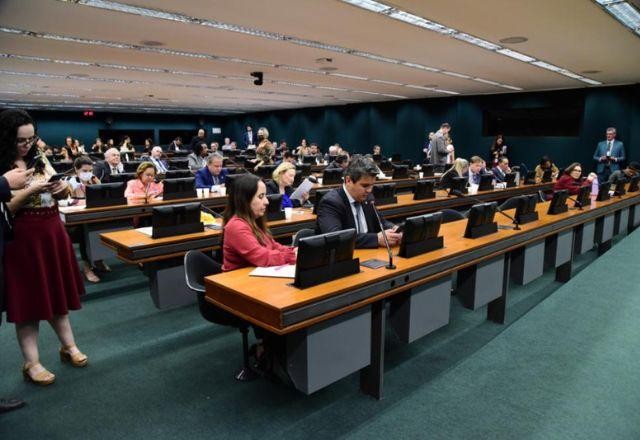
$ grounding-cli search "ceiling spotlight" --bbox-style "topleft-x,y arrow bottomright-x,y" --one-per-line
499,36 -> 528,44
250,71 -> 263,86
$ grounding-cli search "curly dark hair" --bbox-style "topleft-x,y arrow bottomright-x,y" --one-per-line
0,109 -> 38,174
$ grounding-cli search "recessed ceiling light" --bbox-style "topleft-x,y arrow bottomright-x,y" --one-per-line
581,70 -> 602,74
423,84 -> 438,88
499,36 -> 528,44
140,40 -> 164,46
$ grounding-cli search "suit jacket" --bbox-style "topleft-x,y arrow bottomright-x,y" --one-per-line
316,187 -> 394,248
190,135 -> 207,153
492,166 -> 506,183
194,167 -> 228,188
0,176 -> 12,324
428,131 -> 449,166
242,131 -> 255,148
149,157 -> 169,174
265,180 -> 301,208
593,140 -> 625,173
93,160 -> 117,183
187,153 -> 207,171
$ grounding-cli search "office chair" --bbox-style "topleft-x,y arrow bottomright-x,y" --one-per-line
292,228 -> 315,246
184,250 -> 257,381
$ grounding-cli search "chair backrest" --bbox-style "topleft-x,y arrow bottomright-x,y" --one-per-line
440,209 -> 466,223
292,228 -> 316,246
499,196 -> 521,212
184,250 -> 220,293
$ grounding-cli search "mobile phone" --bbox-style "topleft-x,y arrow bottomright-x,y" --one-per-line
48,173 -> 66,182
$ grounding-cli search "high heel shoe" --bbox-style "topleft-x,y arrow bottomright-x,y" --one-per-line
59,346 -> 88,367
22,362 -> 55,386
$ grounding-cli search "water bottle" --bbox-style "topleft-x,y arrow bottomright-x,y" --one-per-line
591,175 -> 599,207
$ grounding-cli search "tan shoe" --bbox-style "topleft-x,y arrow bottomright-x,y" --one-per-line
60,346 -> 88,367
22,362 -> 55,386
83,267 -> 100,283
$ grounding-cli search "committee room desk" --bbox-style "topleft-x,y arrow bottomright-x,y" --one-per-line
204,189 -> 640,398
100,183 -> 552,309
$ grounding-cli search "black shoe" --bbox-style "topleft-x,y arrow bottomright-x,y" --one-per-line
0,397 -> 26,414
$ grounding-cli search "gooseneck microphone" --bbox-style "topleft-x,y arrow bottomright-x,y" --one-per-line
368,199 -> 396,269
450,189 -> 521,230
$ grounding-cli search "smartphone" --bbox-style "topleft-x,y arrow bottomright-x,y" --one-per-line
48,173 -> 66,182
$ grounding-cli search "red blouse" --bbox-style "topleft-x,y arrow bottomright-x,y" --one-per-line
553,174 -> 590,195
222,216 -> 297,271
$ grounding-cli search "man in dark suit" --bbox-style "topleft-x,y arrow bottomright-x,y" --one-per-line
194,153 -> 229,188
428,123 -> 453,169
593,127 -> 625,182
316,155 -> 402,248
492,156 -> 511,183
242,125 -> 255,148
168,136 -> 183,152
1,167 -> 32,413
92,147 -> 123,183
189,129 -> 207,153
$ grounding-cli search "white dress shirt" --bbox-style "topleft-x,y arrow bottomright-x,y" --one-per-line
343,184 -> 368,234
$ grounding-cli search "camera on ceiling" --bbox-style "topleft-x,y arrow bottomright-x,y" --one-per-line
250,71 -> 263,86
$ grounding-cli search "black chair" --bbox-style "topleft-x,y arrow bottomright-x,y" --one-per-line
498,196 -> 522,211
292,228 -> 315,246
440,209 -> 466,223
183,251 -> 257,381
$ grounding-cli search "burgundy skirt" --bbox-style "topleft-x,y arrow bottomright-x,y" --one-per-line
4,206 -> 85,323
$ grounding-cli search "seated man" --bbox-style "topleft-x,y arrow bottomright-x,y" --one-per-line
195,153 -> 228,188
316,155 -> 402,249
465,156 -> 486,185
608,161 -> 639,185
93,147 -> 123,182
275,151 -> 297,167
492,156 -> 511,183
535,155 -> 560,183
149,146 -> 169,174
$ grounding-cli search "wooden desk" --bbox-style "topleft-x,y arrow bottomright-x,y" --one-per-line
99,183 -> 553,309
204,189 -> 640,397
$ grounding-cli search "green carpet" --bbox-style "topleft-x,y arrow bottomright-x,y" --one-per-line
1,231 -> 638,439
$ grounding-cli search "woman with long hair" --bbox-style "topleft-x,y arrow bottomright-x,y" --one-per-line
222,173 -> 296,271
0,109 -> 87,386
553,162 -> 596,195
489,134 -> 508,168
439,158 -> 469,189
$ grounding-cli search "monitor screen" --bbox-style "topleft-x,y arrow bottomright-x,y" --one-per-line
547,190 -> 569,214
372,183 -> 396,205
392,164 -> 409,179
402,212 -> 442,244
163,177 -> 196,201
313,188 -> 331,214
504,172 -> 517,188
514,194 -> 539,224
464,202 -> 498,238
478,173 -> 494,192
542,169 -> 553,183
596,182 -> 611,201
628,175 -> 640,193
322,169 -> 344,185
575,185 -> 591,208
296,163 -> 312,177
151,202 -> 203,239
302,155 -> 316,165
296,229 -> 356,271
421,164 -> 434,177
414,179 -> 436,200
86,182 -> 126,208
450,176 -> 467,195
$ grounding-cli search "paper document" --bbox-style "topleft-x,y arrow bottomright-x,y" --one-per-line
136,227 -> 153,236
249,265 -> 296,279
290,179 -> 314,202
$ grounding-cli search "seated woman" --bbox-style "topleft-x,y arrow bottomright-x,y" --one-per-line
222,173 -> 296,271
534,155 -> 560,183
265,162 -> 309,208
124,162 -> 163,205
64,157 -> 109,282
438,158 -> 469,189
187,142 -> 208,172
553,163 -> 596,195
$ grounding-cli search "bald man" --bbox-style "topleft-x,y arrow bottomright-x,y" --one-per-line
93,147 -> 123,182
149,146 -> 169,173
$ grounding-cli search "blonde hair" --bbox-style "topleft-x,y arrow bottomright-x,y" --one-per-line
442,158 -> 468,179
135,161 -> 156,179
257,127 -> 269,139
272,161 -> 296,183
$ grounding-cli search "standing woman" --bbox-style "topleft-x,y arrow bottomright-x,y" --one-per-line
0,109 -> 88,386
489,135 -> 508,168
254,127 -> 275,168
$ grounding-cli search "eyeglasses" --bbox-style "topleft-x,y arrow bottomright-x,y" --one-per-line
572,169 -> 582,173
16,135 -> 39,146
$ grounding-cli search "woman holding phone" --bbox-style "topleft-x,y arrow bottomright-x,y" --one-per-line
0,109 -> 87,386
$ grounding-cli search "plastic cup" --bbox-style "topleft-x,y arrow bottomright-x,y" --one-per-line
468,184 -> 479,195
284,207 -> 293,220
219,186 -> 226,196
317,178 -> 323,186
203,188 -> 210,198
196,188 -> 204,198
419,172 -> 424,179
211,184 -> 220,193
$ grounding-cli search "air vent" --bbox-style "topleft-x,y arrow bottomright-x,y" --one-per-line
581,70 -> 601,74
140,40 -> 164,46
319,66 -> 338,72
499,36 -> 528,44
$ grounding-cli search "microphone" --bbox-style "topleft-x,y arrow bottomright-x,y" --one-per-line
368,199 -> 396,270
450,189 -> 521,230
566,195 -> 584,210
306,175 -> 318,184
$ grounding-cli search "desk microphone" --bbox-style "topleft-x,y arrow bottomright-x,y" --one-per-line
450,189 -> 521,230
566,195 -> 584,210
367,199 -> 396,269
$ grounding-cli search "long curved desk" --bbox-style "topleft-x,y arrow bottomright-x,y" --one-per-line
203,188 -> 640,398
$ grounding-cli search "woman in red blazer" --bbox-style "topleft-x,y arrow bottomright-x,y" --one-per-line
222,173 -> 296,271
553,162 -> 596,195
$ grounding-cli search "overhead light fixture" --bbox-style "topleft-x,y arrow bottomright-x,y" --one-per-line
496,49 -> 536,63
593,0 -> 640,36
371,79 -> 404,86
330,73 -> 369,81
453,33 -> 501,50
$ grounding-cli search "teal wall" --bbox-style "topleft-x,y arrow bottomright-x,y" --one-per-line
17,84 -> 639,173
224,84 -> 639,172
29,111 -> 225,148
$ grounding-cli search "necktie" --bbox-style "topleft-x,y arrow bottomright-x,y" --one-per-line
353,201 -> 363,234
212,174 -> 219,185
111,167 -> 118,175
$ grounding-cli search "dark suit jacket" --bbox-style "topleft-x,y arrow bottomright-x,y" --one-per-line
190,135 -> 207,153
93,160 -> 114,183
0,176 -> 12,325
492,166 -> 506,183
593,140 -> 625,173
194,167 -> 229,188
316,187 -> 394,248
265,180 -> 302,208
242,131 -> 255,148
